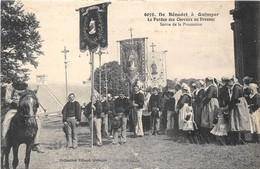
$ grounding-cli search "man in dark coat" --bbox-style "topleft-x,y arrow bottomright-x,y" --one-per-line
164,90 -> 176,133
62,93 -> 81,149
112,91 -> 132,144
149,87 -> 163,135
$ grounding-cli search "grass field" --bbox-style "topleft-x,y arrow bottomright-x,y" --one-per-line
5,114 -> 260,169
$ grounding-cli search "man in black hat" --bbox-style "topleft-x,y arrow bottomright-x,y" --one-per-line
112,91 -> 132,144
2,71 -> 45,153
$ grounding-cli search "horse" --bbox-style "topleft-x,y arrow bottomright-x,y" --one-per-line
1,90 -> 39,169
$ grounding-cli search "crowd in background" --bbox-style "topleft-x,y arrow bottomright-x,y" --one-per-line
64,76 -> 260,147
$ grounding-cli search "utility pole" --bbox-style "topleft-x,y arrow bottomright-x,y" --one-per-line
61,46 -> 69,100
95,48 -> 107,96
105,64 -> 108,98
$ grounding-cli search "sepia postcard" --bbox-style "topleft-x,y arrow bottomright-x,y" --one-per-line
1,0 -> 259,168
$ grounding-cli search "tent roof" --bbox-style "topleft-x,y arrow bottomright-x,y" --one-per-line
29,82 -> 98,113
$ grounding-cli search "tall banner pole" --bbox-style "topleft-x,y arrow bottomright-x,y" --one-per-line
90,51 -> 95,148
77,2 -> 111,148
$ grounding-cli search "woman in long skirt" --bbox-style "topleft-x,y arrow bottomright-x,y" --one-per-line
193,80 -> 205,130
228,78 -> 251,144
248,83 -> 260,143
201,77 -> 219,143
176,83 -> 193,143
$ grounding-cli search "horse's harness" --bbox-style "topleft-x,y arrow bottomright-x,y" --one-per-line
19,93 -> 38,118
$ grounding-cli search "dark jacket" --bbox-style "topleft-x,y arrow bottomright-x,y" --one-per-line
85,100 -> 103,119
229,84 -> 243,111
131,92 -> 144,109
202,85 -> 218,105
62,101 -> 81,122
218,85 -> 230,108
177,94 -> 191,110
164,97 -> 175,111
249,94 -> 260,112
114,97 -> 133,115
102,100 -> 110,114
243,87 -> 251,104
194,89 -> 204,106
108,99 -> 115,114
149,94 -> 163,111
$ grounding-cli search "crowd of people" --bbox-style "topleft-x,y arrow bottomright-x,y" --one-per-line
61,76 -> 260,148
1,71 -> 260,150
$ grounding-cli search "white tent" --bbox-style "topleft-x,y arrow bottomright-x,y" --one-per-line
29,81 -> 98,122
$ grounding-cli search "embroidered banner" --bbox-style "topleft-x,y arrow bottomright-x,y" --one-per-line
147,51 -> 167,88
119,38 -> 146,84
79,3 -> 110,52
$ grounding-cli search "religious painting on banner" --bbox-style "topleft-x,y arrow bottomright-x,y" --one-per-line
147,51 -> 167,88
119,38 -> 146,84
79,3 -> 110,52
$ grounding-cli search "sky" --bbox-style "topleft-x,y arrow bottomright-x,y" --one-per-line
21,0 -> 235,84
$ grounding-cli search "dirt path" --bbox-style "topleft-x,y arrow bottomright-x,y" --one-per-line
8,115 -> 260,169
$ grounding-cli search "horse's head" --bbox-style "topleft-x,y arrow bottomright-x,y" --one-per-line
18,90 -> 39,125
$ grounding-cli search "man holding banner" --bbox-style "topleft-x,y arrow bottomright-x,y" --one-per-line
78,2 -> 110,147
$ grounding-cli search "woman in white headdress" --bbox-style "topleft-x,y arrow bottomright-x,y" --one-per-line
176,83 -> 196,142
248,83 -> 260,142
201,77 -> 219,129
201,77 -> 219,142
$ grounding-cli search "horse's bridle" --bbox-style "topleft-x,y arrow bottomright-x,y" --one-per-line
20,113 -> 36,118
19,94 -> 38,118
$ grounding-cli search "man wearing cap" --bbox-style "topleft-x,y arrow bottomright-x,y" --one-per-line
112,91 -> 132,144
62,93 -> 81,149
131,84 -> 145,137
1,71 -> 45,153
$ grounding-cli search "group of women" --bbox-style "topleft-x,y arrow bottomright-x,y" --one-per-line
168,76 -> 260,144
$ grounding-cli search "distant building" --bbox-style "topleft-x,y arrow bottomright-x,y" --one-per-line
230,1 -> 260,85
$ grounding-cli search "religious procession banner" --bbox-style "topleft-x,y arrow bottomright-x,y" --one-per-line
119,38 -> 147,84
79,2 -> 110,52
147,51 -> 167,88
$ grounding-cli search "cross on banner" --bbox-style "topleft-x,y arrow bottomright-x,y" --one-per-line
150,43 -> 156,52
129,27 -> 134,39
